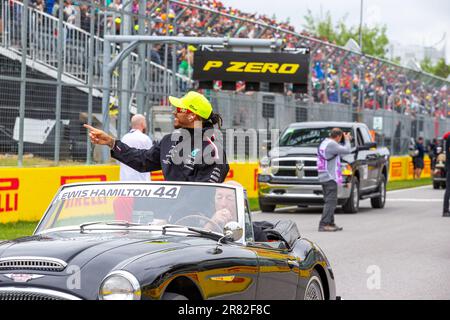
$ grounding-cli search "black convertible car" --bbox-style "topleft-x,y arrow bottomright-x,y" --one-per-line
0,182 -> 336,300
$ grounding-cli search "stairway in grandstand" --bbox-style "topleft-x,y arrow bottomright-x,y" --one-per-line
0,0 -> 191,109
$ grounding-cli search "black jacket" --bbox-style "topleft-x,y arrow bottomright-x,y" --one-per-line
111,126 -> 229,183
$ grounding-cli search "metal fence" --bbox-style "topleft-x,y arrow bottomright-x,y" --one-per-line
0,0 -> 449,166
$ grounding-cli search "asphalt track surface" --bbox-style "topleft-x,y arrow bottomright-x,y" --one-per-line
252,186 -> 450,300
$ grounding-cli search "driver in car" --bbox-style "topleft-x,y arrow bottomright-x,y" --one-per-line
203,181 -> 241,231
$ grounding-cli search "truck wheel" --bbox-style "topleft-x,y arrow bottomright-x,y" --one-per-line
342,177 -> 359,214
371,176 -> 386,209
259,199 -> 276,213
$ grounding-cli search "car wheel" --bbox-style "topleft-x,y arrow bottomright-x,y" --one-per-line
433,181 -> 440,190
259,199 -> 276,213
441,182 -> 447,190
304,270 -> 325,300
161,292 -> 189,300
371,176 -> 386,209
342,177 -> 359,214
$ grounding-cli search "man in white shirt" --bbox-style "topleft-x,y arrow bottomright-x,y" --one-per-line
120,114 -> 153,181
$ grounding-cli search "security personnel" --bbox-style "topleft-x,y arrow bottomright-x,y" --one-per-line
85,91 -> 229,183
442,132 -> 450,217
119,114 -> 153,182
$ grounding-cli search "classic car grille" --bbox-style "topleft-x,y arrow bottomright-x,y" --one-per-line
0,291 -> 63,300
0,257 -> 67,272
0,288 -> 80,300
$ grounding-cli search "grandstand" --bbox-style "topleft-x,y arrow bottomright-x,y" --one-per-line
0,0 -> 449,162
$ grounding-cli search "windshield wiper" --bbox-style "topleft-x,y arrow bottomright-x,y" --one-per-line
159,224 -> 223,241
187,227 -> 224,241
79,221 -> 144,233
78,222 -> 224,241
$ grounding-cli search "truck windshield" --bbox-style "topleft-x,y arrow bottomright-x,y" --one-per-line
279,127 -> 354,147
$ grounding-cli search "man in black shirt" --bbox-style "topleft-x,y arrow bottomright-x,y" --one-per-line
413,137 -> 426,180
443,133 -> 450,217
85,91 -> 229,183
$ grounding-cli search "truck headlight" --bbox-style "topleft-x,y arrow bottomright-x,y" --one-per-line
260,156 -> 270,168
259,157 -> 272,175
341,163 -> 353,176
99,271 -> 141,300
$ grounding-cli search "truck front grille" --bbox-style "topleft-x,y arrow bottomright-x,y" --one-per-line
271,158 -> 318,180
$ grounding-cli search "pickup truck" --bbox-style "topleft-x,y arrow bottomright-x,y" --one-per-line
258,122 -> 390,214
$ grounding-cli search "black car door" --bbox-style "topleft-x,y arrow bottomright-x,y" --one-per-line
360,126 -> 380,189
246,244 -> 299,300
356,128 -> 371,190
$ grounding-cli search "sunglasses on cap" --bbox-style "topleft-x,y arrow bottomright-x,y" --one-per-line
176,107 -> 192,114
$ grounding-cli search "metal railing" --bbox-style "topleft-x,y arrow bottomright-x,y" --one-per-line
0,0 -> 192,95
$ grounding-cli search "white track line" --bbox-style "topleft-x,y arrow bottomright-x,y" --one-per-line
387,185 -> 433,194
254,185 -> 434,213
387,199 -> 441,202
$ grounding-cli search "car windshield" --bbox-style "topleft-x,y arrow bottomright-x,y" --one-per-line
279,127 -> 354,147
36,183 -> 240,235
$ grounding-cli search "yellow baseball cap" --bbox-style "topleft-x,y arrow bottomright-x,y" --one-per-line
169,91 -> 213,120
188,45 -> 198,52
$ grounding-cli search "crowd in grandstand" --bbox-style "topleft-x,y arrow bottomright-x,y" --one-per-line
5,0 -> 449,119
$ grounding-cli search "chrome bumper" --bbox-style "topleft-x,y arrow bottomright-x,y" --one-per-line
258,181 -> 352,202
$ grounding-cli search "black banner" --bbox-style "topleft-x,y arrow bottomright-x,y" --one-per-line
193,51 -> 309,85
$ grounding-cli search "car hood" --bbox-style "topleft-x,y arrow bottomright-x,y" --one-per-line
270,146 -> 318,157
0,231 -> 193,270
270,146 -> 354,162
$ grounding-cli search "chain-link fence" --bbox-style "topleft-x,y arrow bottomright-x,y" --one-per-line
0,0 -> 449,166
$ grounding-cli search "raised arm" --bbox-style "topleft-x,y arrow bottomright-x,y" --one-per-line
84,124 -> 162,173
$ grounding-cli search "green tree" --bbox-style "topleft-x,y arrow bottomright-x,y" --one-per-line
421,57 -> 450,79
303,9 -> 389,58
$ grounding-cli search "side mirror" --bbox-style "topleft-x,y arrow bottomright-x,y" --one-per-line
223,221 -> 243,242
358,142 -> 377,151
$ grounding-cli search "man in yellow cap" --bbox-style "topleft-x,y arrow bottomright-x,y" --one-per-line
84,91 -> 229,183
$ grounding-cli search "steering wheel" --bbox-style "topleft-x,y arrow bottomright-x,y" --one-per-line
174,215 -> 223,233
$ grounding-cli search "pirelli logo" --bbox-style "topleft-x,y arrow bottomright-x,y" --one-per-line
194,51 -> 309,85
0,178 -> 19,213
203,61 -> 300,75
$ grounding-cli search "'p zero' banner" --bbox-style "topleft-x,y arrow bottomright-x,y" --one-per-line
193,51 -> 309,84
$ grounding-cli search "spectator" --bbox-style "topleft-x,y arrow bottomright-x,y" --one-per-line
428,138 -> 439,171
45,0 -> 55,15
119,114 -> 153,182
33,0 -> 45,12
79,4 -> 91,32
412,137 -> 426,180
62,0 -> 76,24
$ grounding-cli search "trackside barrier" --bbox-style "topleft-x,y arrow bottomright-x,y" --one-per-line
0,156 -> 432,224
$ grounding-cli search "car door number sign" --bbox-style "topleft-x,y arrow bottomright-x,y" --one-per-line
57,185 -> 181,201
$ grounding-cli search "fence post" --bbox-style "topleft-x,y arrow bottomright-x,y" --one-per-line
54,0 -> 64,165
119,1 -> 132,140
86,3 -> 96,165
18,0 -> 29,167
136,0 -> 147,115
101,39 -> 112,163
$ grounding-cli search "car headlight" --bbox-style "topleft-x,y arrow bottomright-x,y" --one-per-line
99,271 -> 141,300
